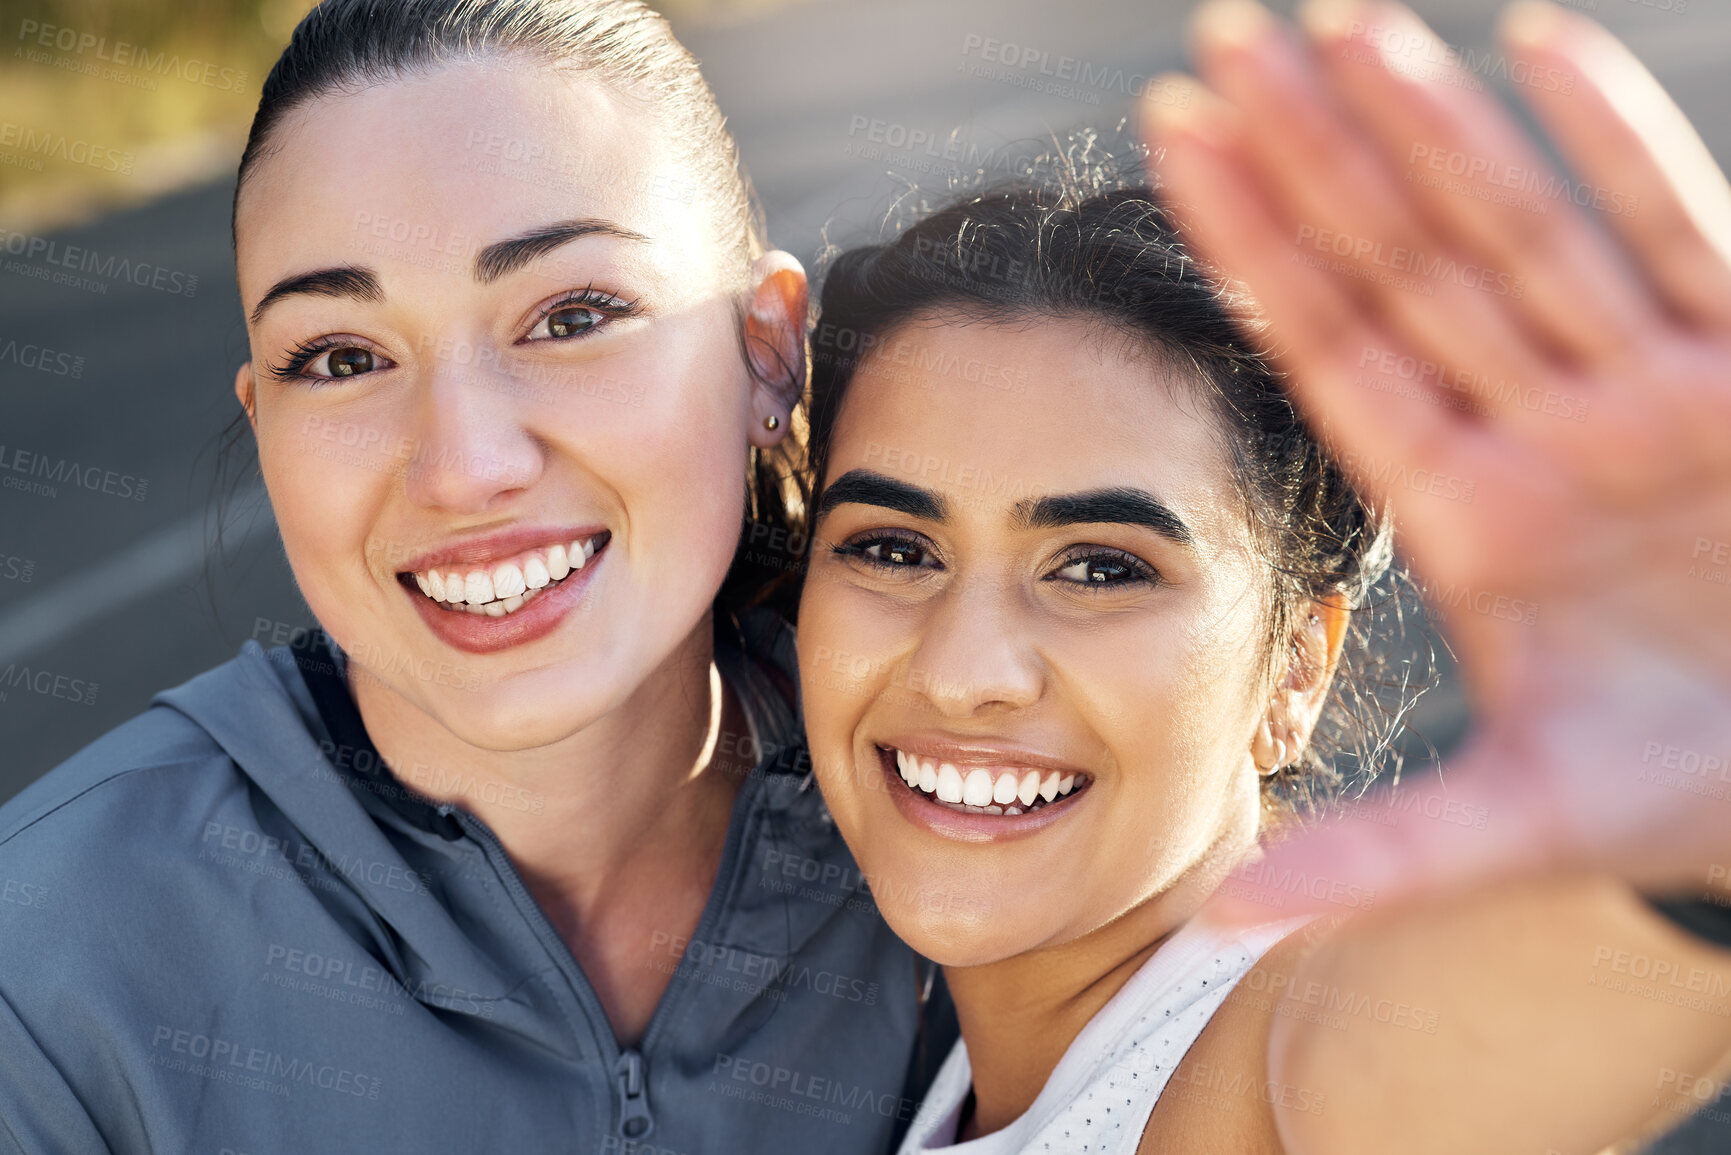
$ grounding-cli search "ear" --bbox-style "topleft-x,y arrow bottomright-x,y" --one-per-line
233,362 -> 257,429
743,250 -> 807,449
1257,594 -> 1351,774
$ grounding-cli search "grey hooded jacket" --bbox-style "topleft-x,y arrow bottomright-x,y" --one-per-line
0,622 -> 946,1154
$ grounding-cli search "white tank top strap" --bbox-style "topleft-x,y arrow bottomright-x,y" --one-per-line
897,914 -> 1313,1155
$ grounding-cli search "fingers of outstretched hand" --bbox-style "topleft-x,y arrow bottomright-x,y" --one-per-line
1499,1 -> 1731,334
1187,2 -> 1559,422
1297,0 -> 1660,364
1145,82 -> 1463,511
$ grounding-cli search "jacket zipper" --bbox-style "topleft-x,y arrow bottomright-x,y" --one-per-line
450,765 -> 761,1144
613,1049 -> 654,1140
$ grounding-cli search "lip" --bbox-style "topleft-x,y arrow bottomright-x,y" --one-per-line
398,529 -> 610,656
872,742 -> 1092,845
393,524 -> 607,575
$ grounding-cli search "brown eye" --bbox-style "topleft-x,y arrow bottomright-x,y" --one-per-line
328,347 -> 374,377
546,307 -> 601,339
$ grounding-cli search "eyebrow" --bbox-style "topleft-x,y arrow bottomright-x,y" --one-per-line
250,266 -> 382,325
1015,488 -> 1195,547
814,471 -> 1194,548
473,218 -> 650,284
814,470 -> 948,522
247,217 -> 649,325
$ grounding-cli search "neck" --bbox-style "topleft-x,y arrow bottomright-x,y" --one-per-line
350,613 -> 760,1043
947,810 -> 1260,1140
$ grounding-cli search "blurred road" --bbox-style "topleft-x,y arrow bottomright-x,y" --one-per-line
2,1 -> 1729,1144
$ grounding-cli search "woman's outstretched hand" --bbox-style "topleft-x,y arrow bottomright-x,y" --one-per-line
1144,0 -> 1731,920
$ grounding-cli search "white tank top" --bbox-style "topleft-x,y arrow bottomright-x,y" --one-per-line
897,915 -> 1311,1155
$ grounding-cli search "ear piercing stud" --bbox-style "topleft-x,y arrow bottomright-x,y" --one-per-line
763,415 -> 780,431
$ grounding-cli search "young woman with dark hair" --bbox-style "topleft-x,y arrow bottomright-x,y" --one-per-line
793,4 -> 1731,1149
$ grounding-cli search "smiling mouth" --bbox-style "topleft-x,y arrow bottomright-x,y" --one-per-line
397,530 -> 610,617
881,745 -> 1089,816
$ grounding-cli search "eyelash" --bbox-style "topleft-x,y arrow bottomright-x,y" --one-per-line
831,532 -> 1161,589
261,285 -> 642,384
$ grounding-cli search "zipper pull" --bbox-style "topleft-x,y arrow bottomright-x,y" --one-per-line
613,1049 -> 655,1141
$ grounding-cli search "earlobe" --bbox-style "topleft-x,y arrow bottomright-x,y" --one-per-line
233,362 -> 257,427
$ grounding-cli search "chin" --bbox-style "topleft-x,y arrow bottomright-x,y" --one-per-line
439,674 -> 617,752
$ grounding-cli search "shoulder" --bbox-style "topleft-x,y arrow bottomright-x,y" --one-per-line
0,646 -> 314,970
0,699 -> 235,850
1138,922 -> 1326,1155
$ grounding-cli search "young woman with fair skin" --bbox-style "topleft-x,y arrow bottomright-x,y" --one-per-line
0,3 -> 938,1151
796,2 -> 1731,1151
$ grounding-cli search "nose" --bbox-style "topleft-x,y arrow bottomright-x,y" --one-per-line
402,351 -> 544,514
904,573 -> 1044,718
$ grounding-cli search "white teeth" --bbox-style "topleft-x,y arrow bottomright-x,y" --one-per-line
464,571 -> 494,605
1017,770 -> 1040,808
483,601 -> 506,617
569,539 -> 588,571
413,572 -> 431,596
425,570 -> 445,601
444,572 -> 465,602
889,748 -> 1086,817
962,768 -> 994,807
492,562 -> 527,599
500,595 -> 524,613
547,543 -> 571,581
524,555 -> 550,590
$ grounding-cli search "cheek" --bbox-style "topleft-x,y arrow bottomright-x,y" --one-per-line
566,322 -> 752,577
254,403 -> 393,606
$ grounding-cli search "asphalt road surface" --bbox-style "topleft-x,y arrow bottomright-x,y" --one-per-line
2,1 -> 1728,1146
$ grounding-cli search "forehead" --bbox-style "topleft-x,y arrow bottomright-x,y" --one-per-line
828,314 -> 1242,530
234,58 -> 700,294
